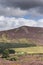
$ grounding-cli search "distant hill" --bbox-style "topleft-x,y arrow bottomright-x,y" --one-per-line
0,26 -> 43,45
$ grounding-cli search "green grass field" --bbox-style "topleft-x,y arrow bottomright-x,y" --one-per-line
13,46 -> 43,54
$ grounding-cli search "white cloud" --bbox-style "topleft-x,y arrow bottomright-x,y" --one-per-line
0,16 -> 43,31
37,19 -> 43,27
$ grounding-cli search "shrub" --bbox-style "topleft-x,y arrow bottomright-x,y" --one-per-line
0,49 -> 4,54
9,56 -> 19,61
2,49 -> 9,58
9,49 -> 15,54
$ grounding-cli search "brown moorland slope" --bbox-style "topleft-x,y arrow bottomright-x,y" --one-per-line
0,58 -> 43,65
0,26 -> 43,45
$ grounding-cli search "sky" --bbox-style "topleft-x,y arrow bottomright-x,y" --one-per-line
0,0 -> 43,31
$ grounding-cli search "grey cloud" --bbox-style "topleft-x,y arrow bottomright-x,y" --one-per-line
0,0 -> 43,9
0,0 -> 43,16
37,7 -> 43,14
0,6 -> 28,17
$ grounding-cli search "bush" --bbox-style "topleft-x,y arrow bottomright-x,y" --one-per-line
9,56 -> 19,61
0,49 -> 4,54
9,49 -> 15,54
2,49 -> 9,58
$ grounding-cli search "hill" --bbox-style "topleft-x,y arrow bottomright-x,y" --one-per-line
0,26 -> 43,45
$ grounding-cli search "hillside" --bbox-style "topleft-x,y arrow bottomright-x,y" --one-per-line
0,26 -> 43,45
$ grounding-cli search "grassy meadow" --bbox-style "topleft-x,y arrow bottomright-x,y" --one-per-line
13,46 -> 43,54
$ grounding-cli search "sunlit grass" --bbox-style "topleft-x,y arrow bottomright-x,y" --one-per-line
13,46 -> 43,54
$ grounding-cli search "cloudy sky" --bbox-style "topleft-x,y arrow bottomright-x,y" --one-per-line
0,0 -> 43,31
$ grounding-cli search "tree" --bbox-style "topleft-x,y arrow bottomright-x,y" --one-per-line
2,49 -> 9,58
